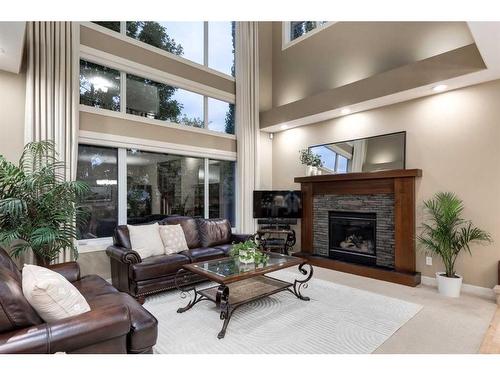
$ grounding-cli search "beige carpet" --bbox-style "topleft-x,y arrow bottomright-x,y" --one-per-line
312,267 -> 497,353
144,269 -> 422,354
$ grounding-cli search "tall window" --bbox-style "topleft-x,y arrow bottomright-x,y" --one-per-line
289,21 -> 328,41
208,160 -> 235,226
127,150 -> 205,221
76,145 -> 236,239
208,22 -> 235,77
126,74 -> 204,127
77,145 -> 118,239
93,21 -> 235,77
80,60 -> 120,111
80,60 -> 234,134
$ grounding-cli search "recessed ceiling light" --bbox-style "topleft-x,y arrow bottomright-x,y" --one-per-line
432,84 -> 448,92
341,108 -> 351,115
280,124 -> 288,130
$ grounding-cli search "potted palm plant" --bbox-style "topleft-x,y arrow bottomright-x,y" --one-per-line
418,192 -> 492,297
0,141 -> 89,265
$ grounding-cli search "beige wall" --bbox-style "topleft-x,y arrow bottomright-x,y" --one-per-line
271,22 -> 473,107
80,111 -> 236,153
271,80 -> 500,288
0,70 -> 25,163
78,251 -> 111,280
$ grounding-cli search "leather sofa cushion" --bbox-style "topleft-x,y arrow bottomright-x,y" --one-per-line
161,216 -> 202,249
214,243 -> 233,255
76,277 -> 158,353
0,268 -> 43,333
69,275 -> 119,300
131,254 -> 191,281
198,218 -> 232,247
179,247 -> 225,263
114,225 -> 132,250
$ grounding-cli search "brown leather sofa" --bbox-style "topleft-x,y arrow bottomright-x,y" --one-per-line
106,216 -> 251,302
0,247 -> 157,354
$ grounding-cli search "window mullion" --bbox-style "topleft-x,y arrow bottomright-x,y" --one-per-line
120,71 -> 127,114
203,21 -> 208,67
203,96 -> 208,129
120,21 -> 126,35
118,148 -> 128,225
204,158 -> 209,219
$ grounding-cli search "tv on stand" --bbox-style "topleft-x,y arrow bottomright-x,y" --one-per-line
253,190 -> 302,228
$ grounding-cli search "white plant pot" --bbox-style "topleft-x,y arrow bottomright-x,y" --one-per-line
238,249 -> 255,264
306,165 -> 314,176
436,272 -> 463,298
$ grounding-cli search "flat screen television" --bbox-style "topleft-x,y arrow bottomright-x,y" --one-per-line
253,190 -> 302,219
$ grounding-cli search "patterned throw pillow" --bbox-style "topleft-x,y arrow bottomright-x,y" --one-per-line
159,224 -> 189,255
22,264 -> 90,323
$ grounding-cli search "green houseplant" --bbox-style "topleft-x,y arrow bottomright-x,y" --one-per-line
229,240 -> 269,265
299,148 -> 323,176
0,141 -> 89,265
418,192 -> 492,297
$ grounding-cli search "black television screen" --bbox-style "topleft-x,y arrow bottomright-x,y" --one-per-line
253,190 -> 302,218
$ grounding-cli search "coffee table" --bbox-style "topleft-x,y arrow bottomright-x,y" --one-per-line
175,253 -> 313,339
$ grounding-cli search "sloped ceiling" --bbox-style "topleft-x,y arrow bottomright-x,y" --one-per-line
260,22 -> 499,132
0,22 -> 26,74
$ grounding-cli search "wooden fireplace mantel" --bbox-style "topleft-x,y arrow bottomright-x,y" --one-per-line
294,168 -> 422,286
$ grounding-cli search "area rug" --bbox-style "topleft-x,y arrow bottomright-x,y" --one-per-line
144,269 -> 422,354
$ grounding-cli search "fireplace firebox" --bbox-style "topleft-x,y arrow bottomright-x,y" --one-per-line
329,211 -> 377,266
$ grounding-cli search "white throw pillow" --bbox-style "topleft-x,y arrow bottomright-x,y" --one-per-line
127,222 -> 164,259
159,224 -> 189,255
22,264 -> 91,323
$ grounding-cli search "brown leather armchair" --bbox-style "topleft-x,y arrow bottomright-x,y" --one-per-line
107,216 -> 252,302
0,247 -> 157,354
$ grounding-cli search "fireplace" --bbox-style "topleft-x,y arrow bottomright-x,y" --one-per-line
329,211 -> 377,266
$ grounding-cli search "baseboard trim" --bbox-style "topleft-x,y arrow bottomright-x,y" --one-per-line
421,276 -> 496,301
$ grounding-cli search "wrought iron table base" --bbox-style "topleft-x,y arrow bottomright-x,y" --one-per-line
175,263 -> 314,339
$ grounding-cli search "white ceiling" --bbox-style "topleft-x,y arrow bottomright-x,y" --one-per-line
265,22 -> 500,133
0,22 -> 26,74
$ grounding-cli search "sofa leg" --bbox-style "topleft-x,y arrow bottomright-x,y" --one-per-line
136,295 -> 146,305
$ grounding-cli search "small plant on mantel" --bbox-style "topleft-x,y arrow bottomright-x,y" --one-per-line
299,148 -> 322,168
230,240 -> 269,265
299,148 -> 323,176
418,192 -> 492,297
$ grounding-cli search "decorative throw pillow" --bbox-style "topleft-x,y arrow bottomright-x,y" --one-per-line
127,222 -> 165,259
22,265 -> 90,323
159,224 -> 189,255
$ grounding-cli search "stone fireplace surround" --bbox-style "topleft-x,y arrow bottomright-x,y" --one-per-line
313,194 -> 395,268
295,169 -> 422,286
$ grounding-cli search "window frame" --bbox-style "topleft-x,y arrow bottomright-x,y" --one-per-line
79,56 -> 236,137
84,21 -> 235,82
77,140 -> 237,252
282,21 -> 336,50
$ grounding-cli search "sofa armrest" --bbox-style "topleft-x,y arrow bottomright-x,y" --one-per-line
0,305 -> 130,354
46,261 -> 80,282
231,233 -> 253,243
106,245 -> 142,264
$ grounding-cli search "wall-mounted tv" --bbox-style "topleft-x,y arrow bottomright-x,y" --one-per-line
253,190 -> 302,219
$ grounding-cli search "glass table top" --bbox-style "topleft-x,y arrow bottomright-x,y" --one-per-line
190,253 -> 300,279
